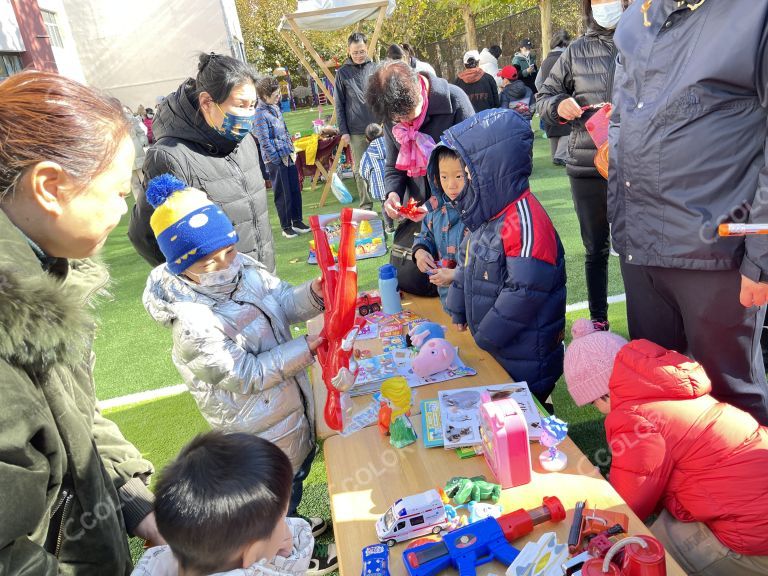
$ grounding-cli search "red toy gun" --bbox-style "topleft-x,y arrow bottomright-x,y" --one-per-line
309,209 -> 378,431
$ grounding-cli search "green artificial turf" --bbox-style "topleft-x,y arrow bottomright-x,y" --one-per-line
94,110 -> 627,565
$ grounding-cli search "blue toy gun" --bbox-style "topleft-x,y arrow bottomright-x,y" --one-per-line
403,497 -> 565,576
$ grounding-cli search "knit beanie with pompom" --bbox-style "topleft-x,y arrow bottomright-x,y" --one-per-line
564,319 -> 628,406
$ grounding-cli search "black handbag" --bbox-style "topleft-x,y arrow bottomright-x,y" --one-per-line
389,219 -> 438,297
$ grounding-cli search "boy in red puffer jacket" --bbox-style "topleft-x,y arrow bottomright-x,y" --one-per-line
564,318 -> 768,576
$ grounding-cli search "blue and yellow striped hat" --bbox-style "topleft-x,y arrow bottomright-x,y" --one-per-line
146,174 -> 238,274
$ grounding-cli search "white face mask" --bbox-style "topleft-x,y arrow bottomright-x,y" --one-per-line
192,255 -> 242,287
592,1 -> 623,29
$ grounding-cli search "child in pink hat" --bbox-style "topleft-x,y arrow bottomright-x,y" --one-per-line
564,318 -> 768,576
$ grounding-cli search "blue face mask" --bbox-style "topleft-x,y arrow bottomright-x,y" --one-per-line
214,103 -> 255,142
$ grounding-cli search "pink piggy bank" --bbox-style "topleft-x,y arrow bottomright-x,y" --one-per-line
412,338 -> 456,378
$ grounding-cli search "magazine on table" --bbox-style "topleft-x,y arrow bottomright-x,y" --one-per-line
437,382 -> 542,449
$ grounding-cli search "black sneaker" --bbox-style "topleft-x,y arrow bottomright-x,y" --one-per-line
292,221 -> 312,234
282,228 -> 298,239
306,516 -> 328,538
306,542 -> 338,576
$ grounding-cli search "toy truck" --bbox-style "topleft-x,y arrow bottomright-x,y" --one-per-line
376,489 -> 451,547
357,291 -> 382,316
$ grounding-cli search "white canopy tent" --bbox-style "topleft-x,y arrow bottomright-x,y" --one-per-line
278,0 -> 396,205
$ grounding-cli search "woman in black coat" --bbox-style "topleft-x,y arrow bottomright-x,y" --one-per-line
537,0 -> 625,331
535,29 -> 572,165
365,60 -> 474,294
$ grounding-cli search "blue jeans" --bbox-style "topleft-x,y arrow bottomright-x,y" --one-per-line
289,443 -> 317,517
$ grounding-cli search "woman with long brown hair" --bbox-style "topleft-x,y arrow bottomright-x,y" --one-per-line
0,71 -> 160,574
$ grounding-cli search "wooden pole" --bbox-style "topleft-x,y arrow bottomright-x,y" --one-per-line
279,28 -> 335,105
319,140 -> 346,207
368,6 -> 387,59
286,16 -> 337,86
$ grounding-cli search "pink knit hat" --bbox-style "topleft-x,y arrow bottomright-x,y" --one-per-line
564,319 -> 628,406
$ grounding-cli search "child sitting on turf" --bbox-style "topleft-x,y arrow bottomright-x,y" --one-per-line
564,319 -> 768,576
132,431 -> 337,576
444,109 -> 566,405
412,146 -> 468,309
359,123 -> 395,233
142,174 -> 327,531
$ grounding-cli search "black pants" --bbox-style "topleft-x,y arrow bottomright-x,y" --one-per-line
569,175 -> 610,321
267,161 -> 303,231
621,260 -> 768,425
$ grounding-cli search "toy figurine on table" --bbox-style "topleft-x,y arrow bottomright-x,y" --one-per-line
444,476 -> 501,505
539,416 -> 568,472
379,377 -> 417,448
309,208 -> 377,432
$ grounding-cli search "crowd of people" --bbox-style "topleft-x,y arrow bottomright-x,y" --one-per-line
1,0 -> 768,575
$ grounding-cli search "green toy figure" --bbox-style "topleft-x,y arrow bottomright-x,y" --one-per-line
444,475 -> 501,505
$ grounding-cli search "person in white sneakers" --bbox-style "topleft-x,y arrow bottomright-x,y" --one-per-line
133,431 -> 338,576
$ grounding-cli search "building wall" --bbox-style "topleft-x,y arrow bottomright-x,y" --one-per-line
62,0 -> 237,111
37,0 -> 85,82
10,0 -> 56,72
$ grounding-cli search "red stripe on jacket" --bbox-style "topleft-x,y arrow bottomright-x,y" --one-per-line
497,190 -> 558,264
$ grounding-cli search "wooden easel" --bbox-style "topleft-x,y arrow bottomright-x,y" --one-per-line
279,1 -> 389,207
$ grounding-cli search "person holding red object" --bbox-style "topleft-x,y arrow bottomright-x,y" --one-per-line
564,319 -> 768,576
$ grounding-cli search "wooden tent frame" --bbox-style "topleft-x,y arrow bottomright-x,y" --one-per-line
279,0 -> 389,206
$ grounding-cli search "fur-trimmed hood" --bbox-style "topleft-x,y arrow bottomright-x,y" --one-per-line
0,210 -> 107,377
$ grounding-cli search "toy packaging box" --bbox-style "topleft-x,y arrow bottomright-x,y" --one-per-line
479,397 -> 531,488
307,215 -> 388,263
438,383 -> 542,449
420,399 -> 443,448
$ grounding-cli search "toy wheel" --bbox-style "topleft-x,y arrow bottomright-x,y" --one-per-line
371,303 -> 381,312
386,539 -> 396,548
359,305 -> 370,316
432,526 -> 442,535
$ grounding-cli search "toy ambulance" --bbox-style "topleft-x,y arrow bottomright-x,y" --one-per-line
376,489 -> 451,547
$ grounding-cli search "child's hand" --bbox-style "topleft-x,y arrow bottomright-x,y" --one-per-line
429,267 -> 455,287
275,519 -> 294,557
414,249 -> 437,273
383,192 -> 402,219
306,334 -> 324,355
453,323 -> 467,332
311,277 -> 324,298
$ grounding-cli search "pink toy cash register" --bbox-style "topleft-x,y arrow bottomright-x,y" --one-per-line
479,395 -> 531,489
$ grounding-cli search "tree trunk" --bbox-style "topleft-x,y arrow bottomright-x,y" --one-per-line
540,0 -> 552,59
461,5 -> 478,51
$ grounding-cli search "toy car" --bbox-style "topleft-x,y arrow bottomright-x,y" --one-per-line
376,489 -> 451,547
361,543 -> 389,576
357,291 -> 382,316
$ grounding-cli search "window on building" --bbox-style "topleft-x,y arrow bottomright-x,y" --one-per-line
41,10 -> 64,48
0,53 -> 23,80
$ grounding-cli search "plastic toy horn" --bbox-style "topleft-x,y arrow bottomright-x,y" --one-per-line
310,208 -> 378,431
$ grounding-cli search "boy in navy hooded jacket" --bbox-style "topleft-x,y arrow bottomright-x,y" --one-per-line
445,109 -> 566,404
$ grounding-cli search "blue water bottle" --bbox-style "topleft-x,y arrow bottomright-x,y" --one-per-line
378,264 -> 402,315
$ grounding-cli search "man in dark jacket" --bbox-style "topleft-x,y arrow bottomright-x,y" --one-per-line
454,50 -> 500,113
335,32 -> 376,210
445,109 -> 567,404
535,29 -> 572,165
128,78 -> 276,273
609,0 -> 768,424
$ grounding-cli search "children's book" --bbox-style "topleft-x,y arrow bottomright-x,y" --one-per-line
356,322 -> 379,341
438,382 -> 542,449
351,353 -> 400,396
382,335 -> 407,352
420,399 -> 443,448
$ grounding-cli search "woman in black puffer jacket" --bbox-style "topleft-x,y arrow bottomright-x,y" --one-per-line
537,0 -> 625,331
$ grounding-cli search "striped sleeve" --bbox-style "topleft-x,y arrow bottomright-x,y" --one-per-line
502,191 -> 558,265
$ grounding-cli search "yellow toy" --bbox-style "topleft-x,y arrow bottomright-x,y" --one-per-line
379,377 -> 417,448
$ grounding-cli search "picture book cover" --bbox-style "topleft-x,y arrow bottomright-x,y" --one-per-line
420,399 -> 443,448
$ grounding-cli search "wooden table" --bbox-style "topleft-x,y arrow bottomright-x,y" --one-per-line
324,418 -> 686,576
309,295 -> 512,439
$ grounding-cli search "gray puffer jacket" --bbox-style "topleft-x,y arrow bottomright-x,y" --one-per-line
537,30 -> 616,178
129,79 -> 276,273
143,256 -> 322,471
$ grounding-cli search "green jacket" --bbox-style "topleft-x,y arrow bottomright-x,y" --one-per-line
0,210 -> 155,575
